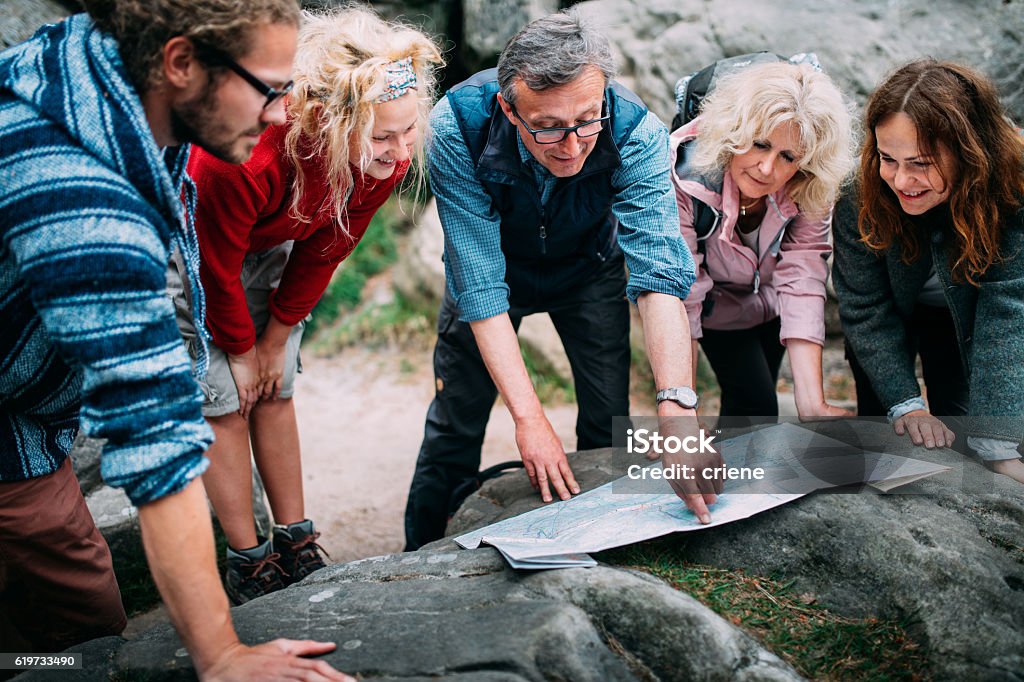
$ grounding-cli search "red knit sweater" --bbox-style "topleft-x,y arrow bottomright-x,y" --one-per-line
189,125 -> 406,355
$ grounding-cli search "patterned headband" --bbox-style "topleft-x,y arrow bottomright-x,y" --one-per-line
375,57 -> 417,103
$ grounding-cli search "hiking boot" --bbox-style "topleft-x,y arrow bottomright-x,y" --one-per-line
273,520 -> 329,585
224,538 -> 288,605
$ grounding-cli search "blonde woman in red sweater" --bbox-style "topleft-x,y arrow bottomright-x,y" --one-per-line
174,6 -> 442,604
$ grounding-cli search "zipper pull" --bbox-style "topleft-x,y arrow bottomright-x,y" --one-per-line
539,224 -> 547,255
753,269 -> 760,294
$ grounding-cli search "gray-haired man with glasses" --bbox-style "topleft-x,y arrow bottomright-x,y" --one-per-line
405,9 -> 718,550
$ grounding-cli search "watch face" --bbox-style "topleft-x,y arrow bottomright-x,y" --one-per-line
658,387 -> 698,408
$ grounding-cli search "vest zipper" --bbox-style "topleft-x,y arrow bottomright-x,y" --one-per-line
539,206 -> 548,255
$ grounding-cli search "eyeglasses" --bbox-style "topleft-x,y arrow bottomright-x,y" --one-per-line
509,104 -> 610,144
195,42 -> 294,110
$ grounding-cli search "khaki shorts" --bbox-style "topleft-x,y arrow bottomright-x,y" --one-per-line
168,243 -> 305,417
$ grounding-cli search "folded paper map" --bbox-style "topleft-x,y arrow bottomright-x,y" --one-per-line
455,423 -> 950,569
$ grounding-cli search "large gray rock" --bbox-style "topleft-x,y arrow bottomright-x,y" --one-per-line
447,421 -> 1024,680
0,0 -> 69,49
575,0 -> 1024,125
73,437 -> 272,534
38,549 -> 801,680
70,434 -> 104,496
321,0 -> 454,36
462,0 -> 559,70
393,198 -> 446,308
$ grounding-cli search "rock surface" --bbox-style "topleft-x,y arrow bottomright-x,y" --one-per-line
19,550 -> 802,681
0,0 -> 69,49
68,434 -> 272,616
462,0 -> 559,71
575,0 -> 1024,125
446,421 -> 1024,681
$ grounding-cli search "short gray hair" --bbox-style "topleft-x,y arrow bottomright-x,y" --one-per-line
497,9 -> 616,105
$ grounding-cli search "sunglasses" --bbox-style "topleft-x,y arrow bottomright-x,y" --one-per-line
195,42 -> 294,110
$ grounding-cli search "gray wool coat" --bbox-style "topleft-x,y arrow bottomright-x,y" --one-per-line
832,200 -> 1024,442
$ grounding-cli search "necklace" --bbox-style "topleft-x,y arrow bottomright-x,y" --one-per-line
739,198 -> 762,217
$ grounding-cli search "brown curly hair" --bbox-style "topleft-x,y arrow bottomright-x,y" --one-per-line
859,58 -> 1024,285
82,0 -> 300,94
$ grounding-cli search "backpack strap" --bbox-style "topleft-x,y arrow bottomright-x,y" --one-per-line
675,138 -> 721,248
446,461 -> 526,520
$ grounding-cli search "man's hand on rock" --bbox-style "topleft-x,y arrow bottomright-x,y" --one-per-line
516,415 -> 580,503
202,639 -> 354,682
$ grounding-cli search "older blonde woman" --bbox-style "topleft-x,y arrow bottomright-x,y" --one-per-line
669,61 -> 855,417
174,6 -> 442,603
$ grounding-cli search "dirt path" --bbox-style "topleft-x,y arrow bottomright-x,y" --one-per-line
293,346 -> 582,563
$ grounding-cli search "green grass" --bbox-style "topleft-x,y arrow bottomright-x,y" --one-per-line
116,522 -> 231,617
114,548 -> 162,617
311,289 -> 577,405
311,289 -> 436,354
599,539 -> 929,681
521,343 -> 575,404
302,197 -> 404,339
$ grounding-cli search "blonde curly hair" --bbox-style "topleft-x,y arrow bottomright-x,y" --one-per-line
692,61 -> 855,216
283,5 -> 444,227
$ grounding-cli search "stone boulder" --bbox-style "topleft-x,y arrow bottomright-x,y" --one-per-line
70,437 -> 273,586
461,0 -> 559,72
27,549 -> 803,681
0,0 -> 69,49
445,421 -> 1024,680
393,198 -> 446,308
574,0 -> 1024,125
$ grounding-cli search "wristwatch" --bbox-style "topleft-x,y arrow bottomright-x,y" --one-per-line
656,386 -> 699,409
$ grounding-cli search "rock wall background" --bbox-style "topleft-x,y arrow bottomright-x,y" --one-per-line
360,0 -> 1024,124
6,1 -> 1021,122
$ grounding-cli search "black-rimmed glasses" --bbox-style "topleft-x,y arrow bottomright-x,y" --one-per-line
196,43 -> 294,110
509,104 -> 610,144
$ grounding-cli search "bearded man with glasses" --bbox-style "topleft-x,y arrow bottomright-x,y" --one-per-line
0,1 -> 352,679
405,9 -> 718,551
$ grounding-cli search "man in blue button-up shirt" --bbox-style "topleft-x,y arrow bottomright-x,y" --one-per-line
404,10 -> 718,550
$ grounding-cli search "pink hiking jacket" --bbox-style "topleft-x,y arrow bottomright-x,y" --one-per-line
669,119 -> 831,346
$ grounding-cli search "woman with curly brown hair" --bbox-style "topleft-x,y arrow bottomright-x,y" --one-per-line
833,58 -> 1024,483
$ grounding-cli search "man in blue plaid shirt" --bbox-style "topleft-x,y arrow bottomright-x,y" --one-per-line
404,10 -> 720,550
